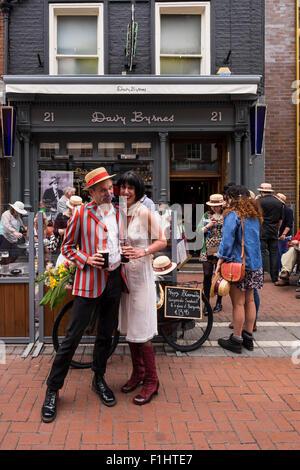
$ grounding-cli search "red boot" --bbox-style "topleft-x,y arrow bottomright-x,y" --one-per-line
133,343 -> 159,405
121,342 -> 145,393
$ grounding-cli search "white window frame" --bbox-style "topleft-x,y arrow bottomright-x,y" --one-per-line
49,3 -> 104,75
155,2 -> 210,76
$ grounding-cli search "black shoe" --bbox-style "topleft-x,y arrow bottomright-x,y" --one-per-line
296,295 -> 300,300
92,375 -> 116,407
296,288 -> 300,292
218,334 -> 242,354
41,389 -> 58,423
213,303 -> 222,313
242,330 -> 254,351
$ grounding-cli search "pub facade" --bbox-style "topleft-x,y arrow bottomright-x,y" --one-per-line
1,0 -> 265,212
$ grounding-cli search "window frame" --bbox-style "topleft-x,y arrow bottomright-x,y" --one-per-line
49,3 -> 104,76
155,1 -> 211,76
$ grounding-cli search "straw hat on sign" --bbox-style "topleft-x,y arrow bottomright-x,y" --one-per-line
153,256 -> 177,276
275,193 -> 286,205
257,183 -> 274,192
84,167 -> 116,190
66,195 -> 83,209
210,273 -> 230,298
206,194 -> 224,206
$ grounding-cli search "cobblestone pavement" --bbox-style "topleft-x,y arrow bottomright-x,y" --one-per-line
1,271 -> 300,450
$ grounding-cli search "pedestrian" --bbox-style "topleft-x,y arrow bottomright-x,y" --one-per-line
0,201 -> 27,263
257,183 -> 284,283
56,186 -> 76,215
117,170 -> 167,405
216,185 -> 263,354
140,193 -> 156,212
275,228 -> 300,286
55,196 -> 82,267
41,167 -> 127,423
275,193 -> 294,271
197,194 -> 224,313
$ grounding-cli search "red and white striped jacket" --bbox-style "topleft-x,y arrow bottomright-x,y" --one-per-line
61,201 -> 127,298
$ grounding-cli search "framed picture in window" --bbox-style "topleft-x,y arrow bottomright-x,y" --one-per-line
40,170 -> 74,219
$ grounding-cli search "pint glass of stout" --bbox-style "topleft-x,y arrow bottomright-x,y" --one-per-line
97,248 -> 109,269
120,240 -> 130,264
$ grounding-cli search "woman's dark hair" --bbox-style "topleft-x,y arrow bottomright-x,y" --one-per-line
226,185 -> 250,200
117,170 -> 145,202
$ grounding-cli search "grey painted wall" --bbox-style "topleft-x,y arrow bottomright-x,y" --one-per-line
7,0 -> 264,88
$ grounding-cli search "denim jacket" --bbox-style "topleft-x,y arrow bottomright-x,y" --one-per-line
217,211 -> 262,271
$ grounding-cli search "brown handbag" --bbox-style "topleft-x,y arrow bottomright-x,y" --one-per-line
220,217 -> 246,282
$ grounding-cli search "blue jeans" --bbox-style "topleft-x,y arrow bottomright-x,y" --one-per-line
254,288 -> 260,322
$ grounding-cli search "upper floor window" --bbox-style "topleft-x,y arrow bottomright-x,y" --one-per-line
49,3 -> 104,75
155,2 -> 210,75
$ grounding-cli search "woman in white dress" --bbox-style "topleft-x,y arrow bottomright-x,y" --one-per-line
118,171 -> 167,405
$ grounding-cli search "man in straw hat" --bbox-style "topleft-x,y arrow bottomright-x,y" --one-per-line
257,183 -> 284,283
41,167 -> 127,423
275,193 -> 294,272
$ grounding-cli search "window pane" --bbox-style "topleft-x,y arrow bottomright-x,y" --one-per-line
131,143 -> 152,157
58,58 -> 98,74
171,143 -> 218,171
98,143 -> 125,158
40,143 -> 59,158
160,57 -> 200,75
161,15 -> 201,55
67,143 -> 93,158
57,16 -> 97,55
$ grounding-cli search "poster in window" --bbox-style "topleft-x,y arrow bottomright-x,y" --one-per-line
40,170 -> 74,219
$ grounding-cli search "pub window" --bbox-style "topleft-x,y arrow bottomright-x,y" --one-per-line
49,3 -> 104,75
67,143 -> 93,158
40,143 -> 60,159
98,143 -> 125,158
171,142 -> 218,171
131,142 -> 152,157
155,2 -> 210,75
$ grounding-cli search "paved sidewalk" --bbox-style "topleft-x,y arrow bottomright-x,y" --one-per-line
1,354 -> 300,450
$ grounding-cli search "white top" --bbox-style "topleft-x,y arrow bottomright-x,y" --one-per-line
1,210 -> 21,243
96,204 -> 121,271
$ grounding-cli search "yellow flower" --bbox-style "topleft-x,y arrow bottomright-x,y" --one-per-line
49,276 -> 58,289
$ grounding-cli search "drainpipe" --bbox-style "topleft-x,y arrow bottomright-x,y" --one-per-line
296,0 -> 299,230
0,1 -> 12,75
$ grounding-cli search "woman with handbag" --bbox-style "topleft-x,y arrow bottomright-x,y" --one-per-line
197,194 -> 224,314
215,185 -> 263,353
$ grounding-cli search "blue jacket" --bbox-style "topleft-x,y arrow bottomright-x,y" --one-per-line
217,211 -> 262,271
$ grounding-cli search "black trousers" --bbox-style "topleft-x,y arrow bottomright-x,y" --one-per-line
47,266 -> 123,391
260,238 -> 279,282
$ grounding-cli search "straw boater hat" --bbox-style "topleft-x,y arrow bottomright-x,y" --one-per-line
84,167 -> 116,190
153,256 -> 177,276
210,273 -> 230,298
49,176 -> 60,185
275,193 -> 286,204
66,195 -> 83,209
206,194 -> 224,206
9,201 -> 27,215
257,183 -> 274,192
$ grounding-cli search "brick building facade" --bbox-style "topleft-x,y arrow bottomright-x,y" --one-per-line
264,0 -> 298,226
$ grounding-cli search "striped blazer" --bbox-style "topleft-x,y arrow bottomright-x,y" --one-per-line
61,201 -> 127,298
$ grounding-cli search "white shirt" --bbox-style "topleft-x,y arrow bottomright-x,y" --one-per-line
1,210 -> 21,243
97,204 -> 121,271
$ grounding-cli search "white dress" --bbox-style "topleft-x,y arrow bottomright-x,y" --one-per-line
118,202 -> 157,343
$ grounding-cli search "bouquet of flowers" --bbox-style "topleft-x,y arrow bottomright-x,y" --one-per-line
35,261 -> 76,310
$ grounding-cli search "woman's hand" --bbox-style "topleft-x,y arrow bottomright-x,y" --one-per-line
122,246 -> 145,259
215,258 -> 223,275
13,231 -> 23,239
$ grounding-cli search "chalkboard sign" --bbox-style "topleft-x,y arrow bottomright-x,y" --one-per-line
164,286 -> 202,321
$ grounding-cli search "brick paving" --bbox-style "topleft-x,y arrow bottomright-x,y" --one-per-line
1,354 -> 300,450
1,269 -> 300,450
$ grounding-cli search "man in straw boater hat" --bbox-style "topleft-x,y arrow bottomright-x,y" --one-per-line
274,193 -> 294,272
257,183 -> 284,283
41,167 -> 128,423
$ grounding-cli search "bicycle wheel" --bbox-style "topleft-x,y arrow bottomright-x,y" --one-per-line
159,292 -> 213,352
52,300 -> 120,369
